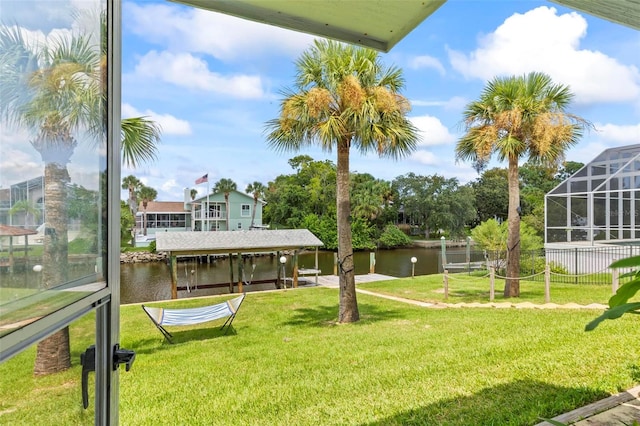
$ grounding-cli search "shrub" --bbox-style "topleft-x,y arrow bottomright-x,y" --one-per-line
377,224 -> 412,248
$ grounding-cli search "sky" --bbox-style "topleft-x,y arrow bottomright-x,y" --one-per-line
2,1 -> 640,202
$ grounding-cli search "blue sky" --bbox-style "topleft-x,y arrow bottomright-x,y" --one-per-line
2,1 -> 639,202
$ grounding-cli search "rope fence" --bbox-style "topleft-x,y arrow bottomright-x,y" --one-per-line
441,261 -> 624,304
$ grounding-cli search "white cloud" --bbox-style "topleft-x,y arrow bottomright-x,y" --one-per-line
134,50 -> 265,99
447,6 -> 640,105
411,96 -> 467,111
593,122 -> 640,143
408,55 -> 445,75
125,2 -> 314,62
409,115 -> 457,146
122,104 -> 192,136
410,150 -> 438,165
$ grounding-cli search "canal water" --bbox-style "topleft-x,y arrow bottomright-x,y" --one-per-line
120,247 -> 471,304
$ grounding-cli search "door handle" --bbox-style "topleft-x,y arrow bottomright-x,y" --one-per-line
80,344 -> 136,409
80,345 -> 96,409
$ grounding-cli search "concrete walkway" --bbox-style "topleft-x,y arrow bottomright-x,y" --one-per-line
314,274 -> 608,310
315,274 -> 639,424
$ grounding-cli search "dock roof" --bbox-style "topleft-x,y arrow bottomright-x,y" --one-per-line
155,229 -> 323,256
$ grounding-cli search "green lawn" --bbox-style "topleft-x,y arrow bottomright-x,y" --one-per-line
359,273 -> 616,306
1,286 -> 638,425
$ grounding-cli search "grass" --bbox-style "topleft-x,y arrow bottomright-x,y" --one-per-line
359,273 -> 616,306
1,285 -> 638,425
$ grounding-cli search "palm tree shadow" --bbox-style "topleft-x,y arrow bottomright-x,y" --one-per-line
362,379 -> 609,425
283,303 -> 405,328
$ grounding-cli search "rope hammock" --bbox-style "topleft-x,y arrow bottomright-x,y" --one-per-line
142,294 -> 245,343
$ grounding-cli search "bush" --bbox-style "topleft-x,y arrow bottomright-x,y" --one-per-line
377,224 -> 412,248
148,240 -> 156,253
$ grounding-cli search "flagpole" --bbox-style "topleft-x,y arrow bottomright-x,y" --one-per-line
206,176 -> 210,232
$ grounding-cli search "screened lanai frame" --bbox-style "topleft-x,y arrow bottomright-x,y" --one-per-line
545,144 -> 640,245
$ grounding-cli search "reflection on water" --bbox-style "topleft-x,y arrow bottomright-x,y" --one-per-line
120,247 -> 467,304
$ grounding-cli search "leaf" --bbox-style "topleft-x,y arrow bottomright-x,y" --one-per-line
609,280 -> 640,307
610,255 -> 640,269
585,302 -> 640,331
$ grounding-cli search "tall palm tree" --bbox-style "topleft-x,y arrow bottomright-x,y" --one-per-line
265,39 -> 419,323
1,26 -> 102,374
138,185 -> 157,236
456,71 -> 590,297
213,178 -> 237,231
121,175 -> 142,215
190,188 -> 198,201
0,22 -> 160,374
245,181 -> 266,229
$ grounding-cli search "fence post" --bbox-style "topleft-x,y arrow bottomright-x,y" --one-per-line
333,252 -> 338,275
574,247 -> 578,285
489,266 -> 495,302
369,252 -> 375,274
466,236 -> 471,274
443,269 -> 449,300
544,263 -> 550,304
612,267 -> 619,294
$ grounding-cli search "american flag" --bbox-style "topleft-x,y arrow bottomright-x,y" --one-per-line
195,174 -> 208,185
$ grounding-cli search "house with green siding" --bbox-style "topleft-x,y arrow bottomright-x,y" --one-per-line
190,189 -> 265,232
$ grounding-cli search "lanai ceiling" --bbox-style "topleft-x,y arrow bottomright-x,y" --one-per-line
172,0 -> 639,52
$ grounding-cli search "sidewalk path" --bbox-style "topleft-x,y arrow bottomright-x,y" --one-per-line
315,274 -> 608,310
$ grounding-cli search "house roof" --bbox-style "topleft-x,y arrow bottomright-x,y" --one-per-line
172,1 -> 639,54
137,201 -> 188,213
156,229 -> 323,255
193,189 -> 261,204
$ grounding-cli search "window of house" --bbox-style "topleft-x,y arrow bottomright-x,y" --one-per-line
241,204 -> 251,217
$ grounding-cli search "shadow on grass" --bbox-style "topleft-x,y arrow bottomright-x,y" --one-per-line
283,302 -> 405,328
362,379 -> 609,425
132,324 -> 239,353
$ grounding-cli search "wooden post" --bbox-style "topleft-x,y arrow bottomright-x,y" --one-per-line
612,267 -> 619,294
293,250 -> 299,288
276,251 -> 282,289
369,252 -> 375,274
170,255 -> 178,299
443,270 -> 449,300
228,252 -> 234,293
237,253 -> 243,294
315,247 -> 319,285
544,263 -> 551,303
489,266 -> 495,302
333,252 -> 338,275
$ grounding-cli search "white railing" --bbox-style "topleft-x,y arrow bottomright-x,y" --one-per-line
194,211 -> 226,220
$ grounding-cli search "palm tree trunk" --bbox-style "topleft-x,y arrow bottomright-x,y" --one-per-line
250,198 -> 257,229
337,140 -> 359,322
34,162 -> 71,374
225,195 -> 230,231
505,156 -> 521,297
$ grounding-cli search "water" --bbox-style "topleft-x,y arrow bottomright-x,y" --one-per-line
120,247 -> 471,304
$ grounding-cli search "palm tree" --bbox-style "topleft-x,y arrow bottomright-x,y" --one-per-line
121,175 -> 142,215
265,39 -> 419,323
190,188 -> 198,201
245,181 -> 266,229
138,185 -> 157,236
455,71 -> 590,297
8,199 -> 41,229
213,178 -> 237,231
0,22 -> 160,374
